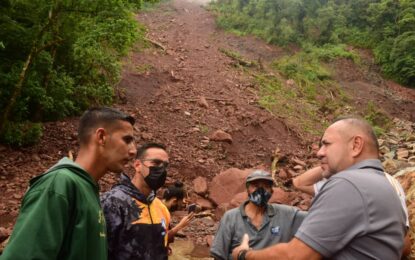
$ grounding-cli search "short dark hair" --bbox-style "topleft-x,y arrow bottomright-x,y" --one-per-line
136,142 -> 167,159
78,107 -> 135,144
163,181 -> 185,200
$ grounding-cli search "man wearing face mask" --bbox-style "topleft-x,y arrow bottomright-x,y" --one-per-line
210,170 -> 307,260
100,143 -> 171,260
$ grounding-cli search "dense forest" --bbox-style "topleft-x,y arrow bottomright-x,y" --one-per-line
211,0 -> 415,88
0,0 -> 158,146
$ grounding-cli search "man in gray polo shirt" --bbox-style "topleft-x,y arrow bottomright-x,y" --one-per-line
232,118 -> 406,260
210,170 -> 306,260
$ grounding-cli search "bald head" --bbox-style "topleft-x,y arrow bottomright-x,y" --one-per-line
332,118 -> 379,155
317,117 -> 380,176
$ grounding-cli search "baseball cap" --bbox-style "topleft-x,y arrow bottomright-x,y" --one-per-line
246,170 -> 274,184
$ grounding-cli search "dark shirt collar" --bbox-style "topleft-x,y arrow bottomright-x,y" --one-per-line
116,173 -> 155,203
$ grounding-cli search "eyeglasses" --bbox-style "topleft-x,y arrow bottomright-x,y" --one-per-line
141,158 -> 169,168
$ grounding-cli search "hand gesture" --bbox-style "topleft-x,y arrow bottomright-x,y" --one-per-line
232,234 -> 250,259
176,212 -> 195,230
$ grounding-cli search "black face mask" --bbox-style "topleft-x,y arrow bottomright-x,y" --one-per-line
248,187 -> 272,207
144,166 -> 167,191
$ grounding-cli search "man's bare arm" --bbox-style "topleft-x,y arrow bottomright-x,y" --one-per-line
232,234 -> 322,260
292,166 -> 325,196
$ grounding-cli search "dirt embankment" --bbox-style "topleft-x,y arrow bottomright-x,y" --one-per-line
1,0 -> 414,258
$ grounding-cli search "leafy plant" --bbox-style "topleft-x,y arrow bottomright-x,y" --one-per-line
0,0 -> 161,145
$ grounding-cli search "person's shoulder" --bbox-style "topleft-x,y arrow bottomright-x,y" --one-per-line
29,167 -> 82,192
153,197 -> 169,210
270,203 -> 301,214
100,185 -> 130,204
221,207 -> 240,219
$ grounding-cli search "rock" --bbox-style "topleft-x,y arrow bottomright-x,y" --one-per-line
379,146 -> 390,154
278,169 -> 289,179
206,235 -> 214,247
269,188 -> 292,205
0,227 -> 9,242
31,154 -> 41,162
230,192 -> 247,208
170,70 -> 181,81
198,159 -> 205,164
214,203 -> 230,220
13,194 -> 22,200
383,151 -> 395,160
311,143 -> 320,153
196,198 -> 214,210
382,159 -> 398,174
209,130 -> 233,144
293,165 -> 303,171
394,167 -> 415,179
193,177 -> 208,196
288,169 -> 298,177
286,79 -> 295,86
184,111 -> 191,116
292,159 -> 306,167
198,96 -> 209,108
191,127 -> 200,133
141,132 -> 153,140
209,168 -> 251,206
397,149 -> 409,160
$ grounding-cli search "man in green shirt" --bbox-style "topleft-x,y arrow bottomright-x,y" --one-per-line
0,107 -> 136,260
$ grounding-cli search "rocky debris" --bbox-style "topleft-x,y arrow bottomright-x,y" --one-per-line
209,130 -> 233,144
278,169 -> 289,179
380,118 -> 415,174
198,96 -> 209,109
195,198 -> 214,210
0,227 -> 9,243
205,235 -> 213,247
269,188 -> 292,205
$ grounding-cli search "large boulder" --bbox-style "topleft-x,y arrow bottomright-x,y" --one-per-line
269,187 -> 293,205
209,168 -> 251,206
193,176 -> 208,196
230,192 -> 247,208
209,130 -> 233,143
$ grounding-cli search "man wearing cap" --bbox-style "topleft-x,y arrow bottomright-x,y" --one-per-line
210,170 -> 307,260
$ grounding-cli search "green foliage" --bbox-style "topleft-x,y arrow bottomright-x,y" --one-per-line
273,44 -> 356,100
0,0 -> 160,145
211,0 -> 415,87
364,101 -> 391,136
0,121 -> 43,147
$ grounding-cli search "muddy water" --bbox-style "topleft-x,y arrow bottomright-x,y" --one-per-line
170,240 -> 212,260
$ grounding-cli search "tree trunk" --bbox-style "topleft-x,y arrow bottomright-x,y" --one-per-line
0,47 -> 36,132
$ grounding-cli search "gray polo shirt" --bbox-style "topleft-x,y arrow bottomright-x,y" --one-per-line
296,159 -> 406,260
211,201 -> 307,260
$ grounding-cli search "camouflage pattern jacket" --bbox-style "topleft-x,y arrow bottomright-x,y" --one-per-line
100,174 -> 171,260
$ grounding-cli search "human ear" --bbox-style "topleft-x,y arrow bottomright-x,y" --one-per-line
133,160 -> 141,172
351,135 -> 364,157
96,128 -> 106,146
